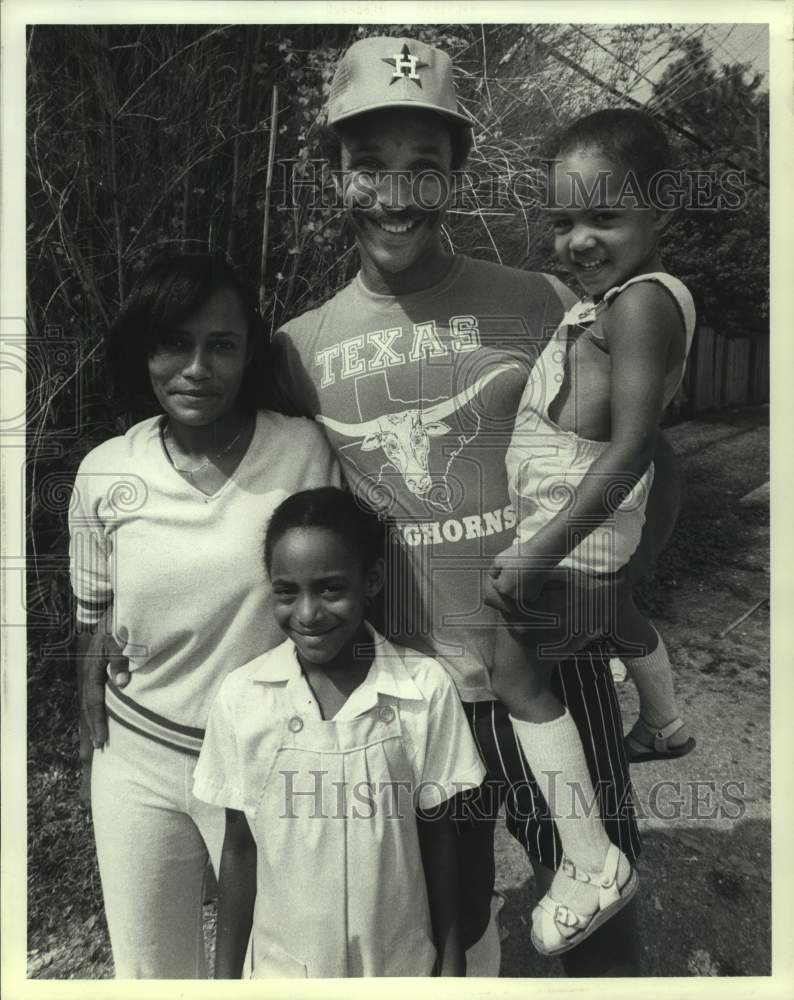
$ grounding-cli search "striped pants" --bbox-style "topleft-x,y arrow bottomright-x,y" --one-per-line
452,642 -> 639,951
461,641 -> 640,867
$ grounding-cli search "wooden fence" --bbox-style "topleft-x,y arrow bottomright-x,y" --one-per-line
666,326 -> 769,422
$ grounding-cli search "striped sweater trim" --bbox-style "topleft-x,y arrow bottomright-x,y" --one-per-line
106,707 -> 202,758
75,596 -> 112,624
106,679 -> 205,756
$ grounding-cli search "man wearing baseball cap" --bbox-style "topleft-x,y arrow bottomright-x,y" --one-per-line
272,34 -> 663,976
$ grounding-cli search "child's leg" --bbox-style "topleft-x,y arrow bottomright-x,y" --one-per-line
614,596 -> 694,760
492,627 -> 634,953
491,623 -> 560,723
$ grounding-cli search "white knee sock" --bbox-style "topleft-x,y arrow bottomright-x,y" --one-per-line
623,627 -> 680,729
511,709 -> 610,872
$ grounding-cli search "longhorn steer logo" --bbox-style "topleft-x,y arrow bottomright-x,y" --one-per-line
318,363 -> 519,509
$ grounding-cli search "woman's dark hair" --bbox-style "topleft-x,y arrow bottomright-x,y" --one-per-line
106,253 -> 269,417
264,487 -> 386,575
549,108 -> 675,202
318,112 -> 473,173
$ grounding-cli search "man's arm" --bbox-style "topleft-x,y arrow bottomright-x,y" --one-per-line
416,810 -> 465,976
74,610 -> 130,801
215,808 -> 257,979
267,329 -> 320,418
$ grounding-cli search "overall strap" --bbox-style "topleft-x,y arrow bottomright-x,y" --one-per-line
596,272 -> 697,353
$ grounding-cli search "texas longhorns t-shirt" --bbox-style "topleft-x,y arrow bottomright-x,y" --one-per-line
272,254 -> 574,701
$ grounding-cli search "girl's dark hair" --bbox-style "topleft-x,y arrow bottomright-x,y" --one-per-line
106,253 -> 269,418
264,487 -> 386,575
318,112 -> 473,173
550,108 -> 675,201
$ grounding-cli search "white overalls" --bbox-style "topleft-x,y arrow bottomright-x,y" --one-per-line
506,272 -> 696,574
250,703 -> 435,977
193,630 -> 487,978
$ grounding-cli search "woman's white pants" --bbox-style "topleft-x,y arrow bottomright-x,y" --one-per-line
91,715 -> 225,978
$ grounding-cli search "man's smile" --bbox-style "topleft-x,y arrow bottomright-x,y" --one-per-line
376,218 -> 419,234
356,212 -> 427,237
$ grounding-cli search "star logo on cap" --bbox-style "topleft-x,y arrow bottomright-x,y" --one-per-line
382,44 -> 428,87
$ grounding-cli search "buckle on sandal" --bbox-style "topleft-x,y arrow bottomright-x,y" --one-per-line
562,857 -> 592,884
554,904 -> 579,928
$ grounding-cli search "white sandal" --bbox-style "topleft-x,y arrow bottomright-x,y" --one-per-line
530,843 -> 638,956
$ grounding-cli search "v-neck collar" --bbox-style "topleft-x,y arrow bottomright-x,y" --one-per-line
157,411 -> 259,501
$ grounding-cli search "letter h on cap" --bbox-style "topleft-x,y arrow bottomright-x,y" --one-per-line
327,36 -> 472,128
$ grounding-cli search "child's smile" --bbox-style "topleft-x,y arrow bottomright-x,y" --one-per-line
269,527 -> 380,667
548,149 -> 667,298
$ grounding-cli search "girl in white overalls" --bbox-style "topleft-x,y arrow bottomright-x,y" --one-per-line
193,487 -> 486,977
484,109 -> 697,956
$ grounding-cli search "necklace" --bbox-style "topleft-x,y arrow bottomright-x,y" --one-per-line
162,420 -> 249,475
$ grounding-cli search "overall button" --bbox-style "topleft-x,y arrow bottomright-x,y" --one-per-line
288,716 -> 303,733
379,705 -> 395,724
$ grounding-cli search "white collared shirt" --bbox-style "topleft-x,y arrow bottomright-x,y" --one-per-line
193,628 -> 486,819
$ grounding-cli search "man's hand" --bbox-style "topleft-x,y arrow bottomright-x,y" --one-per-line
75,625 -> 128,806
75,617 -> 130,804
79,628 -> 129,749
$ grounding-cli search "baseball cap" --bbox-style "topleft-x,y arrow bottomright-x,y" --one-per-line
327,36 -> 471,128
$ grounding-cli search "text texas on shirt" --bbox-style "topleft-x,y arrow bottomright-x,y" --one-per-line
274,260 -> 568,685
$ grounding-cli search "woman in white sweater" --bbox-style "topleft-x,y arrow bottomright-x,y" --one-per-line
69,254 -> 341,978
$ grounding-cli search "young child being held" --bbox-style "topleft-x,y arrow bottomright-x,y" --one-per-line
193,487 -> 486,978
486,109 -> 697,955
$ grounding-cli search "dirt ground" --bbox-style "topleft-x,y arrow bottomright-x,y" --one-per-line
27,406 -> 770,981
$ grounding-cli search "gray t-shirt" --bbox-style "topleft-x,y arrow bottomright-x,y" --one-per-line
273,254 -> 573,701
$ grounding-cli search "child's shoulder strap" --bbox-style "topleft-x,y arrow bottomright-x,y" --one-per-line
598,273 -> 696,350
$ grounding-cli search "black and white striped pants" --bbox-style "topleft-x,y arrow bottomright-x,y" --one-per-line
458,640 -> 641,869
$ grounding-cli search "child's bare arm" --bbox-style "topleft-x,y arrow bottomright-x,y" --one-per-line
416,810 -> 465,976
491,283 -> 682,604
215,808 -> 257,979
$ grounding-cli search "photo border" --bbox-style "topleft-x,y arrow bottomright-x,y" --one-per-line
3,2 -> 792,997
